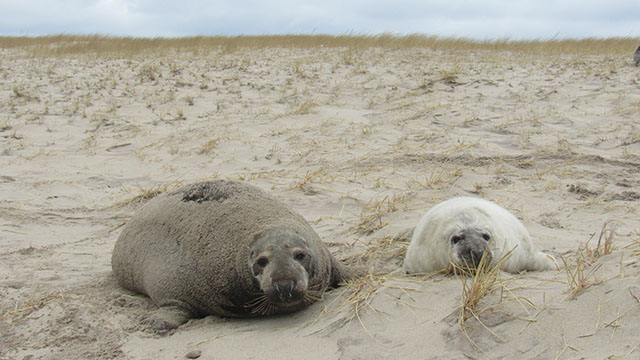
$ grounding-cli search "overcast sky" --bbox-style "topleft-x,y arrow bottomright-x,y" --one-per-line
1,0 -> 638,40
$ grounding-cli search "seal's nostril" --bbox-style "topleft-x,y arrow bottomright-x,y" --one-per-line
275,280 -> 294,295
271,279 -> 301,302
471,250 -> 491,267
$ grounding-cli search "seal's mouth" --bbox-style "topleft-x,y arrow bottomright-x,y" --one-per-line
267,298 -> 304,308
246,284 -> 325,316
245,290 -> 306,316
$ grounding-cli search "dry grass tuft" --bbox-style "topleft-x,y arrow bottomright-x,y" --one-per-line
343,234 -> 410,274
454,249 -> 512,324
561,221 -> 616,299
137,64 -> 160,83
325,272 -> 389,333
292,169 -> 326,195
409,168 -> 463,190
587,220 -> 616,260
308,233 -> 413,334
440,67 -> 462,85
561,253 -> 603,300
314,269 -> 423,338
198,138 -> 220,154
113,182 -> 181,208
446,250 -> 526,349
355,193 -> 412,234
626,232 -> 640,257
291,99 -> 317,115
2,291 -> 67,324
12,85 -> 40,102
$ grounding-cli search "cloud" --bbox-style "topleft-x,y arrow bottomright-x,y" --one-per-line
1,0 -> 639,39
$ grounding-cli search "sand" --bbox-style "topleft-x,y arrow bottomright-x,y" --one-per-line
1,43 -> 640,359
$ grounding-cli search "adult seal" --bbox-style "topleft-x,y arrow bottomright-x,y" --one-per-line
403,197 -> 556,274
112,180 -> 350,330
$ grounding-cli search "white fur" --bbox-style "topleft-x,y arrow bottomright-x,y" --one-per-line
404,197 -> 556,274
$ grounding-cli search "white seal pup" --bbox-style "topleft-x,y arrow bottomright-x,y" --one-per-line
404,197 -> 555,274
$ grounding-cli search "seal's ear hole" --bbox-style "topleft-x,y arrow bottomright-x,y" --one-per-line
482,233 -> 491,241
451,235 -> 463,244
256,256 -> 269,268
293,250 -> 306,262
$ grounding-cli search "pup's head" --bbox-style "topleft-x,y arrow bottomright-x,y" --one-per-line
450,227 -> 493,270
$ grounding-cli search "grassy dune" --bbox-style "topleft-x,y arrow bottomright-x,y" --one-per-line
1,34 -> 638,57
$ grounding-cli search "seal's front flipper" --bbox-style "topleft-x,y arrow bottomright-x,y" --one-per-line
529,251 -> 558,272
141,305 -> 193,333
329,254 -> 357,287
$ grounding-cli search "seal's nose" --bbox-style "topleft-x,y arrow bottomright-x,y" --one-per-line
274,280 -> 295,301
470,249 -> 492,268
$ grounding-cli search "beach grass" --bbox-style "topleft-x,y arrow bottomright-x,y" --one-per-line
1,34 -> 638,58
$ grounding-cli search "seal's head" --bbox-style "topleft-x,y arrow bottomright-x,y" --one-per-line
449,227 -> 493,270
248,228 -> 316,313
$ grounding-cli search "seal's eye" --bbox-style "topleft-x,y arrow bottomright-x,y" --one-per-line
482,234 -> 491,241
256,256 -> 269,267
294,251 -> 306,262
451,235 -> 463,244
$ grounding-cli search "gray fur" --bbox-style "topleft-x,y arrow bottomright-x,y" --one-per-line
112,180 -> 349,330
634,45 -> 640,67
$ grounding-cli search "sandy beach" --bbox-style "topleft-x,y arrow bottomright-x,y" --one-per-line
1,37 -> 640,359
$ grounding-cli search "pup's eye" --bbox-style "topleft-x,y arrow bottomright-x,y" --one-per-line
256,257 -> 269,267
482,234 -> 491,241
451,235 -> 463,244
294,251 -> 306,261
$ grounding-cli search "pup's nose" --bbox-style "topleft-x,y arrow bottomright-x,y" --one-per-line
471,249 -> 492,268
